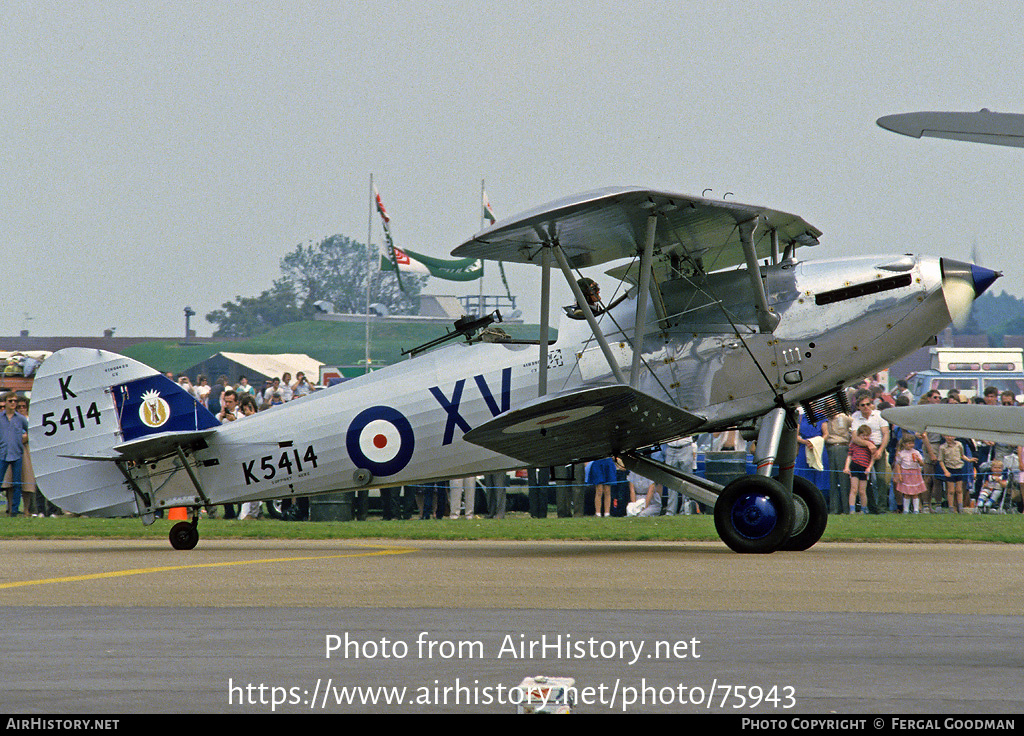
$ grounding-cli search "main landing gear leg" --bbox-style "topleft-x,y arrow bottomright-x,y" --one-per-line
169,513 -> 200,551
753,407 -> 787,477
775,411 -> 828,551
776,410 -> 798,493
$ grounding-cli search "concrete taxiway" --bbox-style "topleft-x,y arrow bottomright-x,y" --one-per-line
2,539 -> 1022,713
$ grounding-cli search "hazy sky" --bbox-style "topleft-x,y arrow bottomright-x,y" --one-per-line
2,1 -> 1022,337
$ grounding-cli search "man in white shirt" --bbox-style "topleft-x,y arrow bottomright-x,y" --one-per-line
663,437 -> 697,515
216,390 -> 242,519
851,392 -> 890,513
263,378 -> 281,405
218,390 -> 242,423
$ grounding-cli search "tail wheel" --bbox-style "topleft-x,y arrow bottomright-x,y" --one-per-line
169,521 -> 199,550
780,476 -> 828,551
714,475 -> 794,554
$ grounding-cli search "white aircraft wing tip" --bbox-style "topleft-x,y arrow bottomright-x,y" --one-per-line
876,113 -> 925,138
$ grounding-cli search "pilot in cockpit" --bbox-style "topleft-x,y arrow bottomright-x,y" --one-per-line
564,277 -> 627,319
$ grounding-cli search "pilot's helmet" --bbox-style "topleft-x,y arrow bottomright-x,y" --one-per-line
577,277 -> 599,297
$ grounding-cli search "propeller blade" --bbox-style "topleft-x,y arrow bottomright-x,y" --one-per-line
940,258 -> 1000,329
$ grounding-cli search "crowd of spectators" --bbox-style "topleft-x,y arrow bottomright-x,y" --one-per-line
778,380 -> 1024,516
6,369 -> 1023,521
174,371 -> 315,414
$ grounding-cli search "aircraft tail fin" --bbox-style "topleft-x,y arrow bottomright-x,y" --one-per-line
28,348 -> 220,517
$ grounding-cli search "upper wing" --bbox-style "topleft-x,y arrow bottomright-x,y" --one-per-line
451,187 -> 821,271
882,405 -> 1024,445
877,110 -> 1024,149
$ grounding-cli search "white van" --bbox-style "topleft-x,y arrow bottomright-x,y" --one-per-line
906,347 -> 1024,401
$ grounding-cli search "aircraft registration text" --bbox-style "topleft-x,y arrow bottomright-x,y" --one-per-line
40,403 -> 102,436
242,445 -> 319,486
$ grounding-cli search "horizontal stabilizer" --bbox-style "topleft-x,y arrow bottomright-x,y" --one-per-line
63,429 -> 218,462
882,405 -> 1024,445
114,429 -> 217,459
462,384 -> 705,467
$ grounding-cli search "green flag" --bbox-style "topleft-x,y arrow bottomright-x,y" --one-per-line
380,246 -> 482,281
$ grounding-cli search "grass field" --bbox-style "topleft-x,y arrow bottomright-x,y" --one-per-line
1,511 -> 1020,545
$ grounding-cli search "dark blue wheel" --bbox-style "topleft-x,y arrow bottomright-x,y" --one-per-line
714,475 -> 793,553
731,492 -> 781,539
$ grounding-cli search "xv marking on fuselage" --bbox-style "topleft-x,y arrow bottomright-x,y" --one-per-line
428,366 -> 512,446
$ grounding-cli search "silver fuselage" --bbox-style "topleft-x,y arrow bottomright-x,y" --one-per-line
174,253 -> 948,509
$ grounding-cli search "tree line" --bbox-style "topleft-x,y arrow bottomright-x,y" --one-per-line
206,235 -> 427,338
954,291 -> 1024,345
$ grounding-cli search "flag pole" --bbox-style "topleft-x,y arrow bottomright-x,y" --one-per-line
365,173 -> 374,374
479,178 -> 486,316
481,185 -> 510,301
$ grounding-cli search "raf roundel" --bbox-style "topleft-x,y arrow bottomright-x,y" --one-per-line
345,406 -> 415,477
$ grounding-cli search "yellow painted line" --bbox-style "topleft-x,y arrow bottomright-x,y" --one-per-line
0,543 -> 417,590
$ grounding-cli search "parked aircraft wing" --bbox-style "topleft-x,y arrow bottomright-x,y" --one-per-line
462,384 -> 705,467
882,405 -> 1024,445
877,109 -> 1024,148
452,187 -> 821,271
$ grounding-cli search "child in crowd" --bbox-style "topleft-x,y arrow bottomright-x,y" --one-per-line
892,434 -> 927,514
844,424 -> 875,514
977,459 -> 1008,513
938,435 -> 971,513
586,456 -> 617,517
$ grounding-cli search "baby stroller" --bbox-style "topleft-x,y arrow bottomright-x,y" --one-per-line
977,456 -> 1015,514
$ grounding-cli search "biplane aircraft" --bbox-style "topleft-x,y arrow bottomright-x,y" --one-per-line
29,187 -> 998,552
